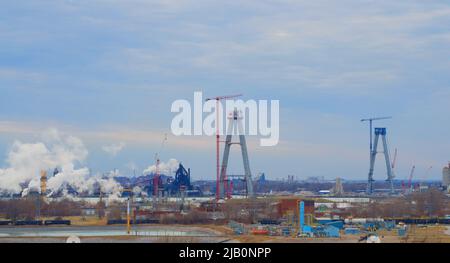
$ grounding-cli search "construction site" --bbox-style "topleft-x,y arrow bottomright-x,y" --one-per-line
2,0 -> 450,247
0,106 -> 449,243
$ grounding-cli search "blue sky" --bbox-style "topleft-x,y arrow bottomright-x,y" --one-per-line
1,0 -> 450,181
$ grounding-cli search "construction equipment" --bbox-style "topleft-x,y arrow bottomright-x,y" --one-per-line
406,165 -> 416,193
417,166 -> 433,191
218,108 -> 255,199
391,149 -> 399,191
366,128 -> 395,195
205,94 -> 243,200
361,117 -> 392,195
423,166 -> 433,180
391,148 -> 398,178
153,134 -> 168,204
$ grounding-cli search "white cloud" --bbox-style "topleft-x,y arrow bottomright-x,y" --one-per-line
3,1 -> 450,97
102,142 -> 126,156
71,1 -> 449,96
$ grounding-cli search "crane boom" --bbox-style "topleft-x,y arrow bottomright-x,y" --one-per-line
155,133 -> 168,161
205,94 -> 243,101
361,116 -> 392,122
391,148 -> 398,170
421,166 -> 433,184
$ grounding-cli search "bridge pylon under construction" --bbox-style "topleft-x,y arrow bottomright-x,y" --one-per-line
218,108 -> 254,199
367,127 -> 395,195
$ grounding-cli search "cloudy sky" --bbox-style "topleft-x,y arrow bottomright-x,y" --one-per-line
1,0 -> 449,181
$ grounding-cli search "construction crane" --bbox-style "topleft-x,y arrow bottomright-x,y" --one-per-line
205,94 -> 242,200
407,165 -> 416,192
153,133 -> 168,198
420,166 -> 433,190
391,148 -> 398,177
390,148 -> 398,192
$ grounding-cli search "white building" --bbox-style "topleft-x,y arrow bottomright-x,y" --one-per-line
443,163 -> 450,190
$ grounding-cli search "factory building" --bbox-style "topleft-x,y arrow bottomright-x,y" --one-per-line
443,163 -> 450,191
276,198 -> 315,218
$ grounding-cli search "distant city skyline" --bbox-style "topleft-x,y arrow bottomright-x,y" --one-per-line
1,1 -> 450,182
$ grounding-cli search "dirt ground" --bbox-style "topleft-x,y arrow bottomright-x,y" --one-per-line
401,225 -> 450,243
1,223 -> 449,243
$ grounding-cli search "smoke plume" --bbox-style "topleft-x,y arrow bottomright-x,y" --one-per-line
143,158 -> 179,176
0,129 -> 122,198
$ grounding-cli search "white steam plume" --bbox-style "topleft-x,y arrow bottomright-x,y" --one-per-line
102,142 -> 126,156
0,129 -> 122,198
143,158 -> 179,176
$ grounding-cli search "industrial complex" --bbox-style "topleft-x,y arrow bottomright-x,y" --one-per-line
2,0 -> 450,246
0,109 -> 449,243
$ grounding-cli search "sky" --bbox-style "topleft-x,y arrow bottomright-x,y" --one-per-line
0,0 -> 450,182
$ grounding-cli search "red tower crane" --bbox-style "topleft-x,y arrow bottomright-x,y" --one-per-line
205,94 -> 242,200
